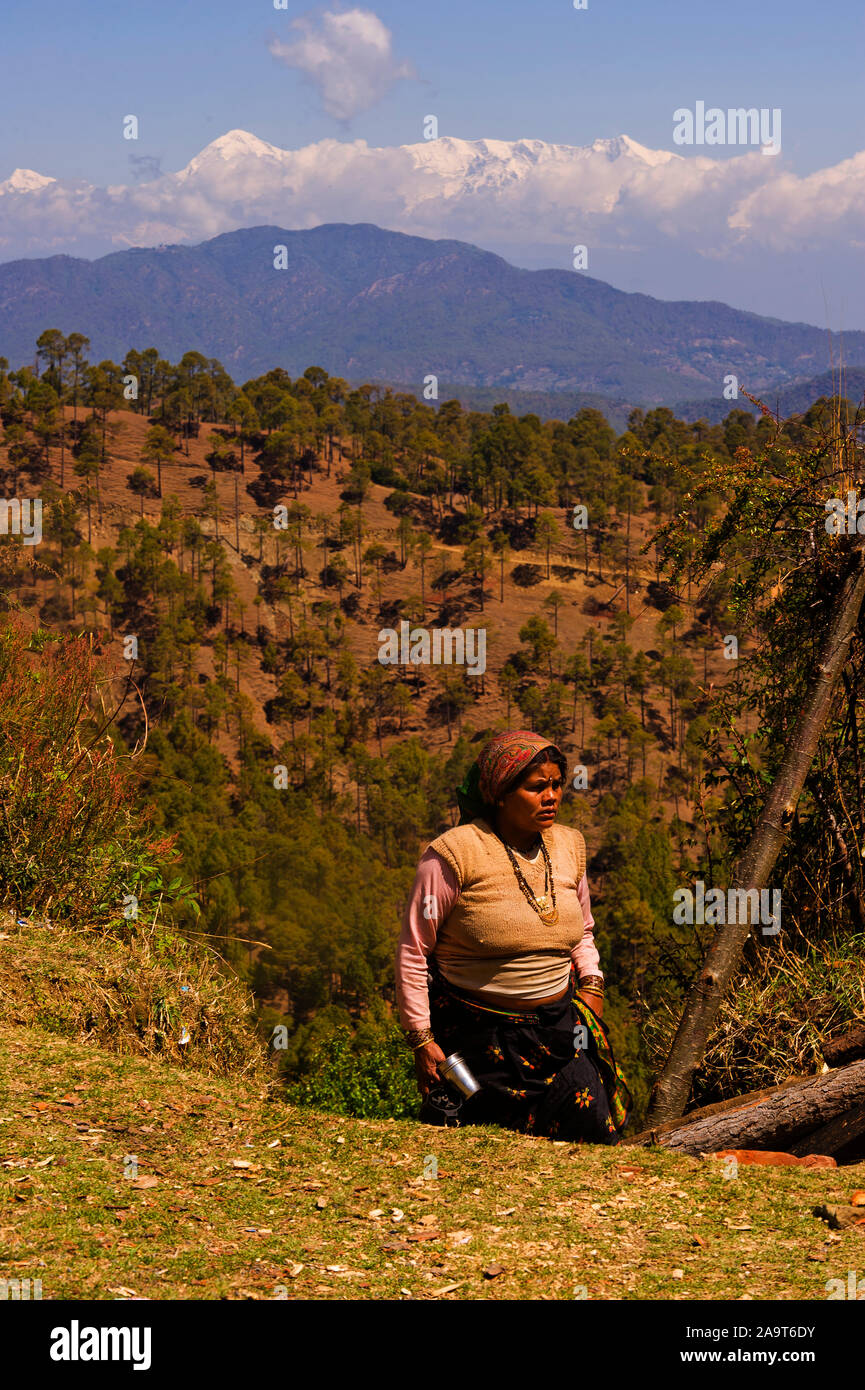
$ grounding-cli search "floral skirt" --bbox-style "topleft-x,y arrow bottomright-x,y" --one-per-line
427,962 -> 632,1144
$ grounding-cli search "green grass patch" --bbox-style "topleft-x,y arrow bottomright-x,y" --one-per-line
2,1018 -> 863,1301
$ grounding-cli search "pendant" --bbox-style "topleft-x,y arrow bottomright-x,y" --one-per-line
535,895 -> 559,925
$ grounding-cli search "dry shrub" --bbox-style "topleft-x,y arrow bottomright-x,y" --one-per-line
643,930 -> 865,1106
0,615 -> 268,1079
0,616 -> 170,923
1,911 -> 269,1080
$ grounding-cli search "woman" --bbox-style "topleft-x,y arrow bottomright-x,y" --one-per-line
395,730 -> 630,1142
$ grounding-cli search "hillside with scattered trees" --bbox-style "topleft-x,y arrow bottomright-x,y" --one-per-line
2,329 -> 864,1125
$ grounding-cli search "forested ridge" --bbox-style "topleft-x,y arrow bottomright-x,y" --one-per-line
2,223 -> 860,406
2,330 -> 864,1125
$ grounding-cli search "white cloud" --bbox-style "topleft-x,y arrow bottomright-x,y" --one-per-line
728,149 -> 865,251
268,7 -> 416,121
1,130 -> 865,324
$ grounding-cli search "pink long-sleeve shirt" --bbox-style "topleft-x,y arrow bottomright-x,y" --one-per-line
395,846 -> 603,1030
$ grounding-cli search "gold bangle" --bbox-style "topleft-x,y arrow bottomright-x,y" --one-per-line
412,1038 -> 435,1052
580,986 -> 604,998
405,1027 -> 434,1050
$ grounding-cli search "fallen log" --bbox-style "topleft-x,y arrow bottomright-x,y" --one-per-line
625,1075 -> 815,1146
790,1101 -> 865,1160
822,1023 -> 865,1068
629,1059 -> 865,1156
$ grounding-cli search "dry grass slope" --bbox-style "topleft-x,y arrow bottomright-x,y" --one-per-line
1,1010 -> 863,1300
0,914 -> 267,1081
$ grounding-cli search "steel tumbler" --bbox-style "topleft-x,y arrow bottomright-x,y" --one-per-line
438,1051 -> 481,1098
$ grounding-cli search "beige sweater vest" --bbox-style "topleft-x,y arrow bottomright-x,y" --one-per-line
427,817 -> 586,961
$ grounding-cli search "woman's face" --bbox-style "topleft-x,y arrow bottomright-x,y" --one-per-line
498,758 -> 564,836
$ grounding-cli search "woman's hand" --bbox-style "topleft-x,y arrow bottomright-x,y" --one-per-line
414,1041 -> 447,1096
578,991 -> 603,1019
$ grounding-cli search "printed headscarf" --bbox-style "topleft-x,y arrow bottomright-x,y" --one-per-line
456,730 -> 566,825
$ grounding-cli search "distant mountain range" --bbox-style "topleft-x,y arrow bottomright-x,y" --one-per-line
0,128 -> 726,265
2,126 -> 864,324
0,222 -> 861,422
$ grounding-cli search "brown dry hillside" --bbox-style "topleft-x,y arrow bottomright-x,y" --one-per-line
4,404 -> 738,813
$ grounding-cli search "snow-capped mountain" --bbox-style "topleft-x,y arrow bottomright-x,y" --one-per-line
174,130 -> 291,183
0,128 -> 863,325
0,127 -> 690,211
400,132 -> 679,204
0,168 -> 56,195
406,132 -> 677,179
165,127 -> 682,197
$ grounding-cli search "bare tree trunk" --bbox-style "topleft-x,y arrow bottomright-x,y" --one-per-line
791,1100 -> 865,1158
627,1075 -> 816,1146
647,539 -> 865,1126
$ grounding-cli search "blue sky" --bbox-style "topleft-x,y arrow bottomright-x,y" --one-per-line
2,1 -> 864,326
2,0 -> 863,182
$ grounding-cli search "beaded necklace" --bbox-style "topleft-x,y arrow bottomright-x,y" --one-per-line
498,832 -> 559,926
